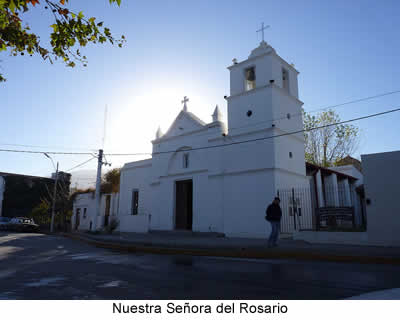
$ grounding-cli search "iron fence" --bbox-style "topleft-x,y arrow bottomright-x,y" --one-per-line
277,187 -> 314,233
277,185 -> 358,233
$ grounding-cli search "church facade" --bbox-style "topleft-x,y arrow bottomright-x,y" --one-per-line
117,41 -> 308,238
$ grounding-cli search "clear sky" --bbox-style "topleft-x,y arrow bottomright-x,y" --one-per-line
1,0 -> 400,182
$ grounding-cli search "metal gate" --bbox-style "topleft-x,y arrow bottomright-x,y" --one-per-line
277,187 -> 315,233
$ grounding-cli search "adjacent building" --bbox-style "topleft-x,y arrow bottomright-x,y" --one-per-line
362,150 -> 400,246
0,171 -> 71,226
0,172 -> 54,218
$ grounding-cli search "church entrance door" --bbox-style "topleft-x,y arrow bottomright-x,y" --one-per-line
175,179 -> 193,230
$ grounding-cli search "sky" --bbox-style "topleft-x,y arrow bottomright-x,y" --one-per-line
1,0 -> 400,186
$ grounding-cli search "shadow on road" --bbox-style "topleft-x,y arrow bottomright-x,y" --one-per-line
1,232 -> 400,300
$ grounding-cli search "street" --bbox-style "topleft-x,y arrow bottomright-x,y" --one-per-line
0,232 -> 399,299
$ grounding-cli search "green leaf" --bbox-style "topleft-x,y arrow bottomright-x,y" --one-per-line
109,0 -> 121,6
9,0 -> 16,12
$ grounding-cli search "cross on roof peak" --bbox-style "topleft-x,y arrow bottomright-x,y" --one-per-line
256,22 -> 270,43
181,96 -> 189,111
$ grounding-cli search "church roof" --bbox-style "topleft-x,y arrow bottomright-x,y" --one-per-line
156,110 -> 207,142
186,111 -> 207,126
228,41 -> 299,74
248,40 -> 276,59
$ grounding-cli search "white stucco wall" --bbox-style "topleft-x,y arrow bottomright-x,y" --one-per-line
118,159 -> 152,233
362,151 -> 400,246
228,43 -> 299,99
72,192 -> 119,232
72,193 -> 96,231
221,170 -> 275,238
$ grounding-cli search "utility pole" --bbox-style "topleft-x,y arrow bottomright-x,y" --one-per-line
50,162 -> 59,233
92,149 -> 103,231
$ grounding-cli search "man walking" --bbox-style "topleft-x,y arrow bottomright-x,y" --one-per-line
265,197 -> 282,247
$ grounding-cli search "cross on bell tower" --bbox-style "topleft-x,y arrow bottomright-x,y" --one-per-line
181,96 -> 189,112
256,22 -> 270,43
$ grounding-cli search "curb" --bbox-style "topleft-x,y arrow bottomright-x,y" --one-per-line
62,233 -> 400,265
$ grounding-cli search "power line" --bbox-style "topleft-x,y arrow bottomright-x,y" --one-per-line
0,142 -> 96,152
66,157 -> 97,172
1,89 -> 399,154
0,149 -> 93,155
105,106 -> 400,157
228,89 -> 400,133
282,89 -> 400,120
0,105 -> 399,159
102,89 -> 400,151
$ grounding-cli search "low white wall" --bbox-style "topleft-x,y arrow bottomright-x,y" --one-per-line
293,231 -> 369,245
118,214 -> 149,233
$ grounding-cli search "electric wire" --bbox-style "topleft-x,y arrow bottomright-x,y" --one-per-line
0,142 -> 97,151
0,149 -> 94,155
227,89 -> 400,133
104,106 -> 400,156
102,89 -> 400,153
0,105 -> 399,158
65,156 -> 97,172
1,89 -> 399,154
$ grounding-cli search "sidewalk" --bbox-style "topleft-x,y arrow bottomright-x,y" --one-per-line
62,231 -> 400,265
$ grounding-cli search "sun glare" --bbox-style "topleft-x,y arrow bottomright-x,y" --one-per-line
106,85 -> 217,159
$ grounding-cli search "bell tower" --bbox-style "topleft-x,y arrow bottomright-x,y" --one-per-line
227,40 -> 302,133
226,39 -> 307,188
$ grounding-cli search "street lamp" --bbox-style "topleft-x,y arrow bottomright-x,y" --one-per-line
44,153 -> 58,233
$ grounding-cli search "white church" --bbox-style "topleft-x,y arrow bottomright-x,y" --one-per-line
111,39 -> 308,238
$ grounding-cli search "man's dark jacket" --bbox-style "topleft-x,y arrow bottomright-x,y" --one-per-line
265,203 -> 282,222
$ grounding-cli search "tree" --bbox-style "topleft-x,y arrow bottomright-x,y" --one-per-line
30,174 -> 73,230
101,167 -> 120,193
0,0 -> 125,82
303,109 -> 359,167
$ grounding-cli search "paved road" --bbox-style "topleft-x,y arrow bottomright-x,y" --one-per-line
1,232 -> 399,299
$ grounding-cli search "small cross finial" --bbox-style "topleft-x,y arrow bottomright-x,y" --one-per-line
181,96 -> 189,111
256,22 -> 270,43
